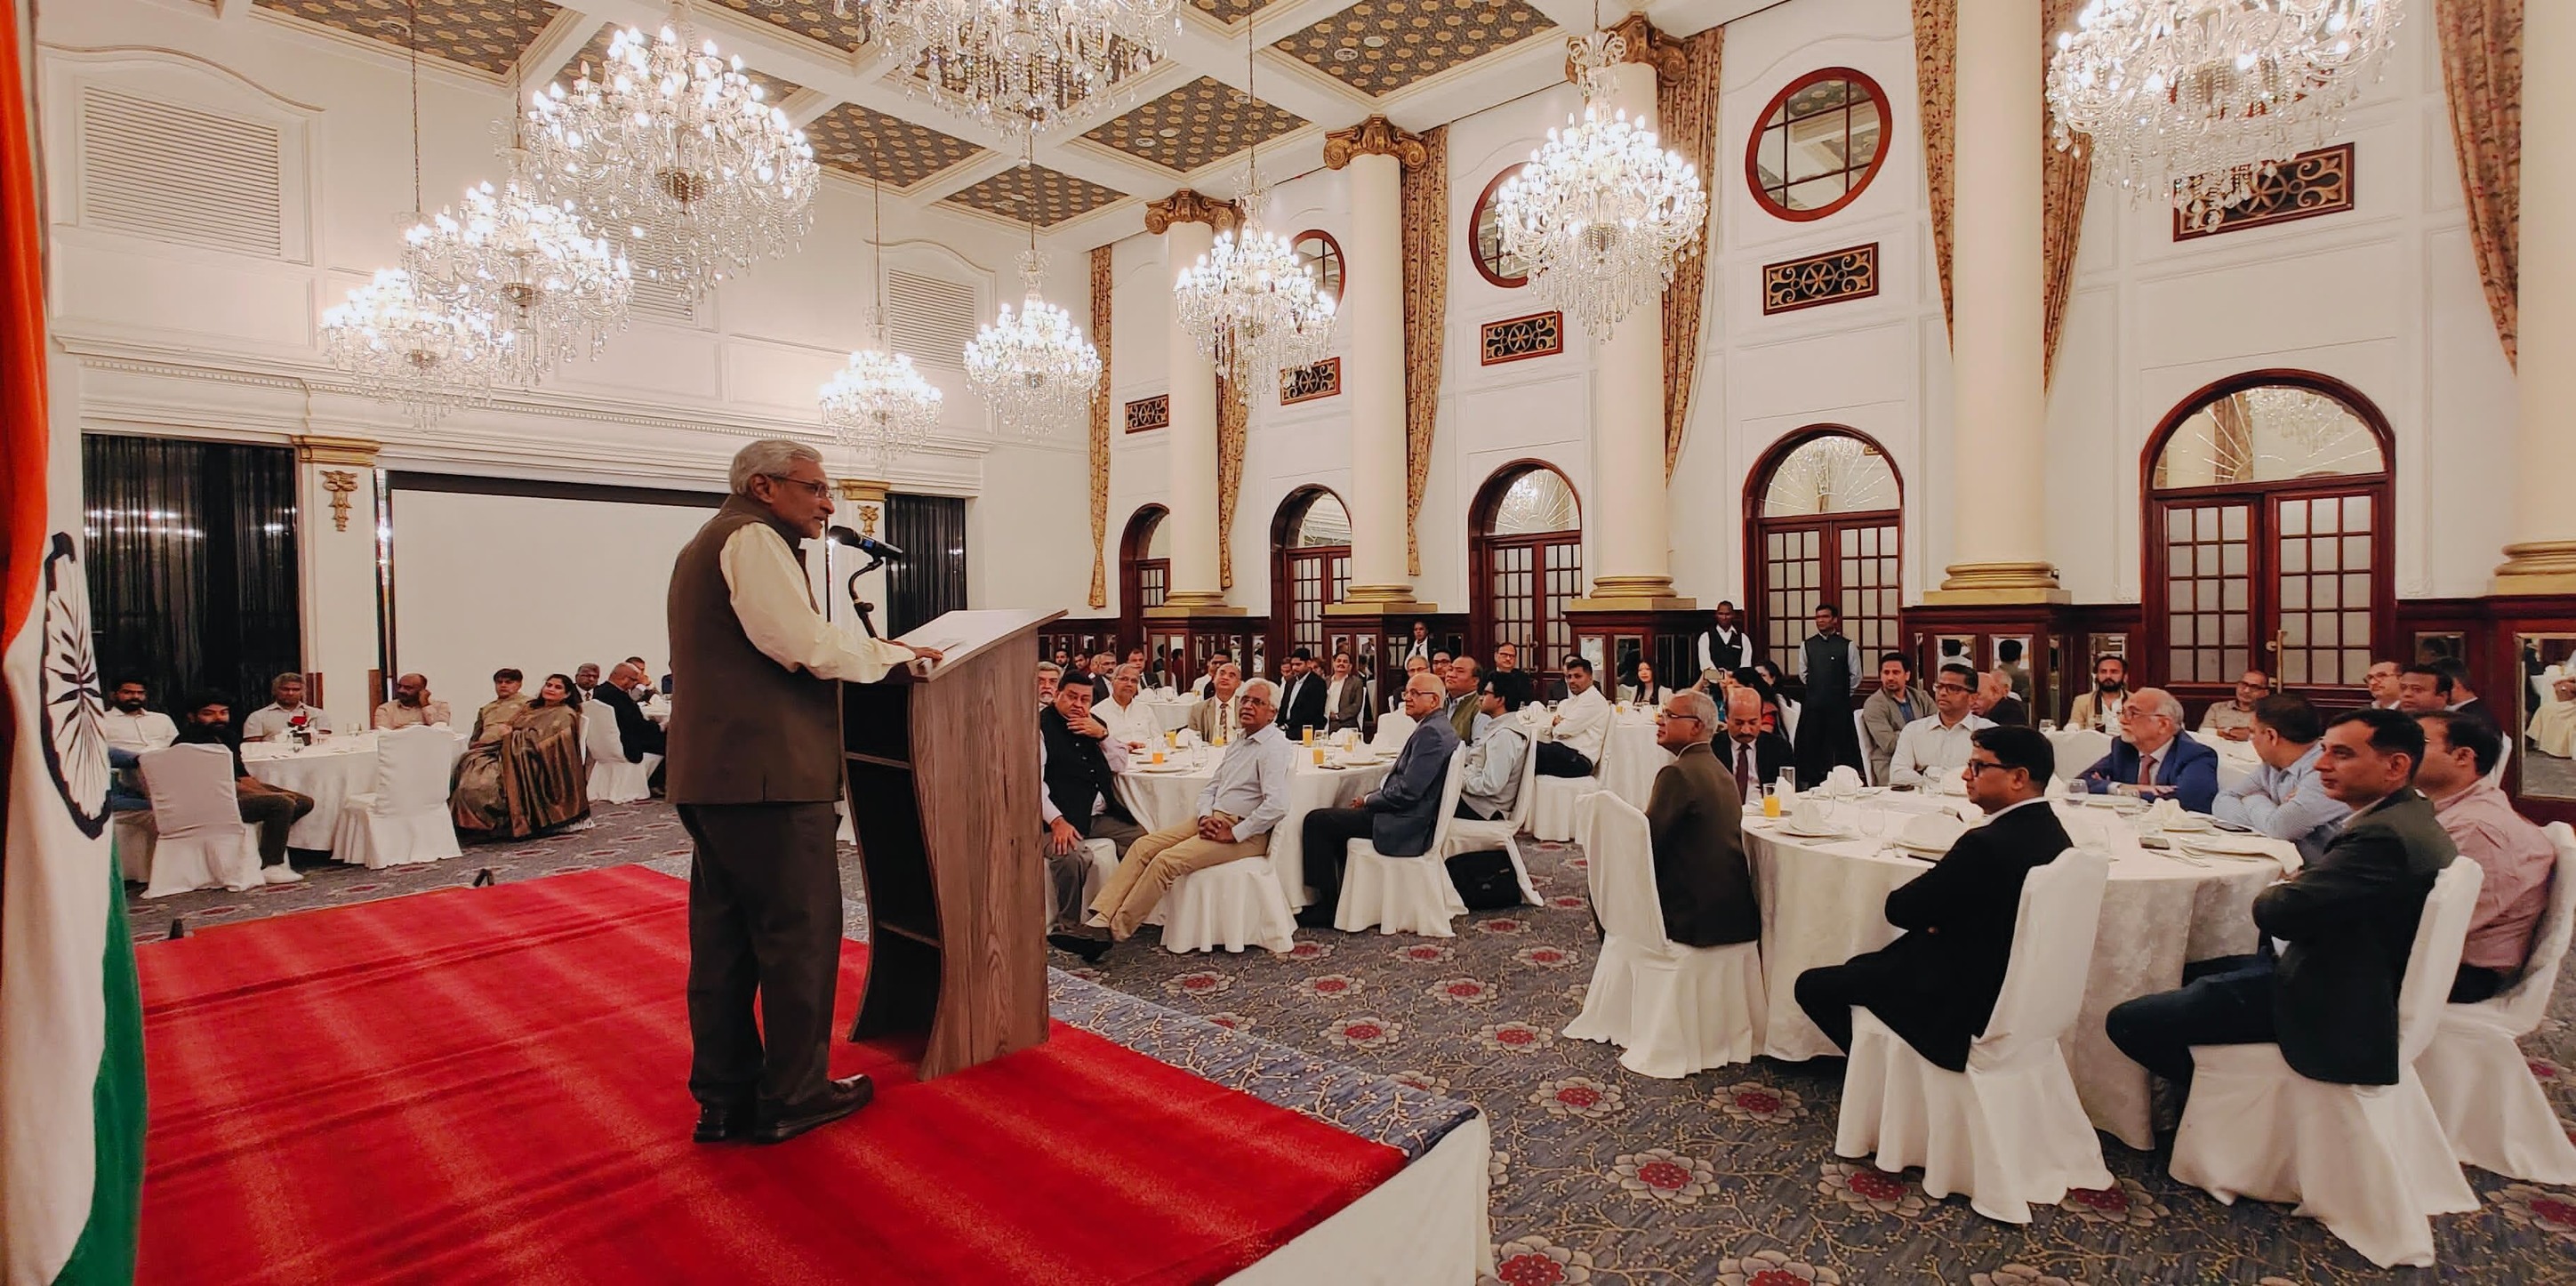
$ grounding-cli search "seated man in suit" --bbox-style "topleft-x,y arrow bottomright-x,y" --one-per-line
1971,670 -> 2028,727
1276,647 -> 1328,740
591,661 -> 668,760
1188,661 -> 1246,743
1457,677 -> 1529,822
1322,648 -> 1368,735
2075,687 -> 2220,813
1443,656 -> 1484,742
1536,655 -> 1611,778
2106,709 -> 2456,1095
2067,653 -> 2131,734
1642,688 -> 1760,948
1717,687 -> 1793,800
1039,677 -> 1150,933
1794,725 -> 2069,1070
1858,653 -> 1932,785
1489,642 -> 1537,709
1296,672 -> 1461,927
1063,679 -> 1295,960
2414,710 -> 2556,1001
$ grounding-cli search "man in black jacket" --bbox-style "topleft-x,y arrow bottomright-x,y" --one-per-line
1039,679 -> 1149,935
592,662 -> 667,760
1276,647 -> 1328,740
1794,725 -> 2069,1070
1716,687 -> 1793,798
2106,708 -> 2456,1092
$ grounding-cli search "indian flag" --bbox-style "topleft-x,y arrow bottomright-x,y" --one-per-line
0,0 -> 147,1280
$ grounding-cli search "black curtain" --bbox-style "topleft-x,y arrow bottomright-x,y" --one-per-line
883,494 -> 967,637
82,435 -> 302,717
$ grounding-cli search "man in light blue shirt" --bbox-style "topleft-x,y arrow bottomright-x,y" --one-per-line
2211,694 -> 2349,865
1072,679 -> 1297,954
1457,678 -> 1530,821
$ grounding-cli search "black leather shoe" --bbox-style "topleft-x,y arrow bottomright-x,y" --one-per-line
1294,906 -> 1336,930
1047,928 -> 1112,963
751,1075 -> 874,1145
692,1099 -> 753,1143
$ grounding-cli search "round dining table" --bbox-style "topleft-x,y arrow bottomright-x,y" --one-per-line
1115,743 -> 1391,910
1137,695 -> 1197,734
1744,791 -> 2293,1149
1600,711 -> 1673,810
241,730 -> 464,854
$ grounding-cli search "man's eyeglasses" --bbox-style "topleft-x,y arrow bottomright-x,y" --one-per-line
763,474 -> 832,499
1962,760 -> 2011,776
1663,711 -> 1705,726
1932,682 -> 1972,695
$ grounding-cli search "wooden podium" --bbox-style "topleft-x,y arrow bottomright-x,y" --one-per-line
843,607 -> 1063,1079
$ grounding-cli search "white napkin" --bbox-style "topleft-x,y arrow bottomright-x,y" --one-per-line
2139,798 -> 2186,832
1826,765 -> 1863,796
2043,775 -> 2069,802
1897,811 -> 1966,854
2177,830 -> 2302,874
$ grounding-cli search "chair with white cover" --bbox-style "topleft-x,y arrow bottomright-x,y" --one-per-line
2416,823 -> 2576,1183
112,810 -> 156,885
330,726 -> 464,869
1832,847 -> 2115,1222
1149,849 -> 1299,954
1561,791 -> 1766,1078
1529,719 -> 1607,843
583,709 -> 661,804
1371,711 -> 1416,752
1852,710 -> 1874,785
1443,732 -> 1542,904
136,744 -> 262,897
2484,735 -> 2513,790
1335,746 -> 1470,936
2168,857 -> 2485,1268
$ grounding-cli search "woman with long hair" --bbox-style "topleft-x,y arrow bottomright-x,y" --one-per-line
452,672 -> 590,840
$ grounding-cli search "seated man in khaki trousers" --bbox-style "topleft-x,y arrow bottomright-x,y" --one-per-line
1053,679 -> 1295,962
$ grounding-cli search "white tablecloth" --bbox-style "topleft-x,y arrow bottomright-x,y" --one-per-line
1745,794 -> 2286,1148
1116,748 -> 1390,909
1139,697 -> 1196,733
1601,715 -> 1672,810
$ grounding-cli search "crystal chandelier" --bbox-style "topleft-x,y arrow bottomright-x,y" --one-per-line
965,157 -> 1103,440
821,165 -> 944,465
879,0 -> 1181,139
402,6 -> 631,390
318,1 -> 494,422
2046,0 -> 2405,230
1491,14 -> 1706,341
524,2 -> 819,298
1172,37 -> 1335,388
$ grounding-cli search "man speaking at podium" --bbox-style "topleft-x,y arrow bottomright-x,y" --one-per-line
668,440 -> 943,1145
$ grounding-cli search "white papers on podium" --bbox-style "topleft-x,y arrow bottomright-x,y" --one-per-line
896,608 -> 1065,679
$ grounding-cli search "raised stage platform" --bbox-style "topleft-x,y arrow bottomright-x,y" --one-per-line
132,866 -> 1487,1284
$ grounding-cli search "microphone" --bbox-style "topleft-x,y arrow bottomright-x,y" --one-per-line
827,526 -> 905,559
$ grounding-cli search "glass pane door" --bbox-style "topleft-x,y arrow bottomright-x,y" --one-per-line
2160,502 -> 2251,684
2271,493 -> 2374,686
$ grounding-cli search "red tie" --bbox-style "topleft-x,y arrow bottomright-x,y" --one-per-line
2139,752 -> 2157,787
1736,742 -> 1754,798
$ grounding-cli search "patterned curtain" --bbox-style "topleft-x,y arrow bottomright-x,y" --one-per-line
1087,245 -> 1112,607
2039,0 -> 2092,386
1912,0 -> 2091,387
1216,372 -> 1248,590
1913,0 -> 1957,330
884,494 -> 968,636
2436,0 -> 2523,367
1400,125 -> 1448,576
1658,27 -> 1722,478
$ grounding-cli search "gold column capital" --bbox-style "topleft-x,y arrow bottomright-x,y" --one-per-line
290,434 -> 380,467
837,478 -> 888,539
1143,189 -> 1240,236
1323,116 -> 1428,171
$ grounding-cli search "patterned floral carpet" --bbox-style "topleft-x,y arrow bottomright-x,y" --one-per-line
128,801 -> 2576,1284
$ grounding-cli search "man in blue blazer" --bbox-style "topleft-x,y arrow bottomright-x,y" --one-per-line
2074,687 -> 2220,813
1297,671 -> 1460,928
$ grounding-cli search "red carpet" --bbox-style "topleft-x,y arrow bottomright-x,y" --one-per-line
134,866 -> 1404,1285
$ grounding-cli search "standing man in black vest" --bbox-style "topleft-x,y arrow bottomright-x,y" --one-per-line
667,440 -> 942,1146
1793,602 -> 1866,787
1697,600 -> 1752,678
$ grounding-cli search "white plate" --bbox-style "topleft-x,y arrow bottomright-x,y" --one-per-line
1891,839 -> 1950,857
1134,764 -> 1191,775
2161,816 -> 2213,832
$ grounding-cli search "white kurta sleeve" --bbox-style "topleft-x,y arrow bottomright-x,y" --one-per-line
718,523 -> 920,683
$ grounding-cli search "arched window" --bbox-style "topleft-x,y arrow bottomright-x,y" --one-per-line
1746,429 -> 1902,673
1472,463 -> 1581,672
2145,372 -> 2393,694
1272,487 -> 1352,659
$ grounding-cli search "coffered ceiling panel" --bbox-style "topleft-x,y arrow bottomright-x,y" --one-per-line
254,0 -> 561,75
707,0 -> 880,53
942,164 -> 1127,228
549,22 -> 803,107
1191,0 -> 1275,22
804,102 -> 987,189
1272,0 -> 1555,98
1083,76 -> 1305,175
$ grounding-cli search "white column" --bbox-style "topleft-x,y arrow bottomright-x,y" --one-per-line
1574,53 -> 1690,611
1325,118 -> 1434,613
2496,0 -> 2576,592
1145,191 -> 1240,615
291,437 -> 382,729
1924,0 -> 2066,603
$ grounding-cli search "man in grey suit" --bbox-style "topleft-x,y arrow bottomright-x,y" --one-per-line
1858,652 -> 1931,784
1296,672 -> 1460,927
2107,708 -> 2458,1096
1322,648 -> 1369,735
